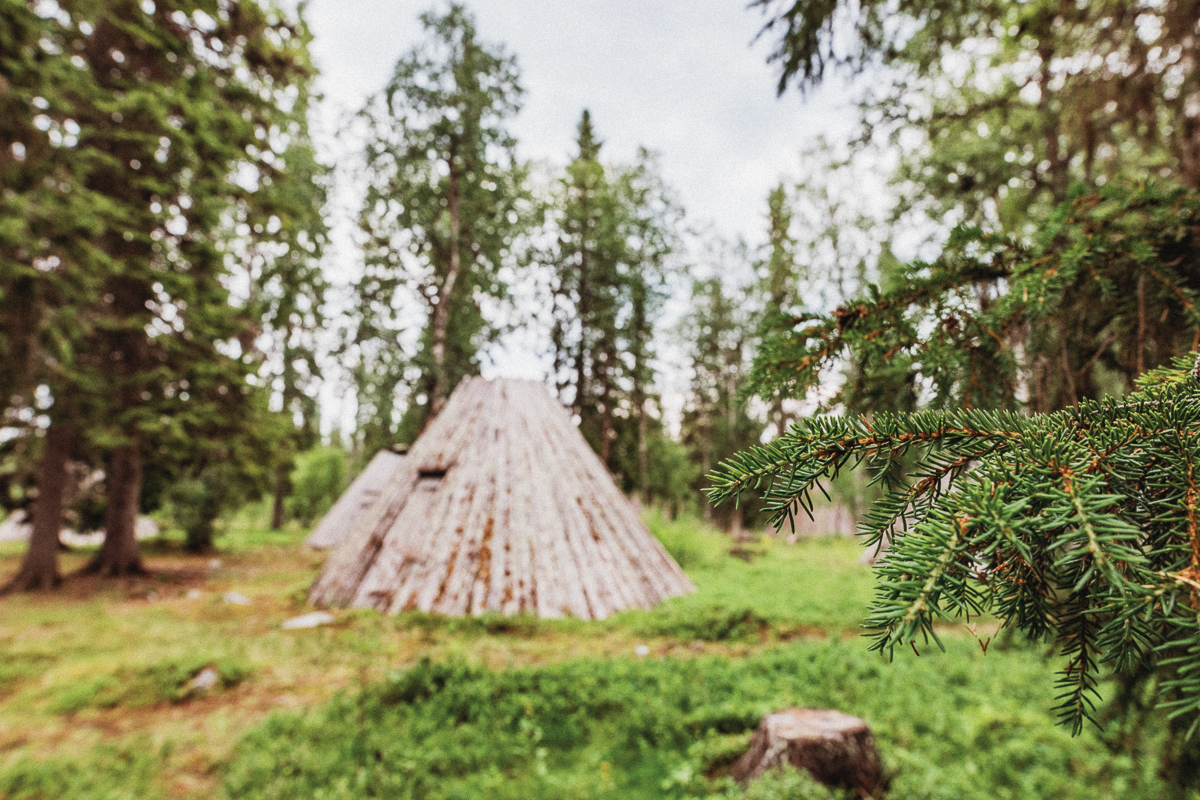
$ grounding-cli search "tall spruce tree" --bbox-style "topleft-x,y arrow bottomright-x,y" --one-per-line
548,113 -> 680,484
549,110 -> 624,461
614,149 -> 679,498
0,1 -> 106,589
261,129 -> 330,532
681,241 -> 765,530
353,2 -> 527,442
759,182 -> 803,438
1,0 -> 314,585
232,45 -> 330,532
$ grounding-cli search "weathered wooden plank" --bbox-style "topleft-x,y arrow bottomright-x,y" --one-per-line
478,384 -> 518,613
511,386 -> 570,618
307,461 -> 420,607
351,474 -> 443,610
433,391 -> 503,616
518,383 -> 620,618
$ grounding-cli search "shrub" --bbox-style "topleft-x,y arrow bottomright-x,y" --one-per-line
287,446 -> 347,525
648,511 -> 726,570
163,465 -> 246,552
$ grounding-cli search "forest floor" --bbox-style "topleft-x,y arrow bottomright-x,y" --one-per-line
0,508 -> 1171,799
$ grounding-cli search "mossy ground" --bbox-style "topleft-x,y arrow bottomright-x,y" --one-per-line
0,505 -> 1161,798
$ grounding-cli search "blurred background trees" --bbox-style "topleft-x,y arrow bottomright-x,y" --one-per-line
1,0 -> 326,587
4,0 -> 1199,580
544,111 -> 682,501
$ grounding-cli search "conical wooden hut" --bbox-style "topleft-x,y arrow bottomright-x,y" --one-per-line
305,448 -> 407,550
309,377 -> 694,619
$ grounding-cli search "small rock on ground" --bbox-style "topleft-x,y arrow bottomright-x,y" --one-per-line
222,591 -> 251,606
188,667 -> 220,692
282,611 -> 336,630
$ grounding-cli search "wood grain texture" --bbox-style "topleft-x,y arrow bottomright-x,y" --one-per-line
308,377 -> 694,619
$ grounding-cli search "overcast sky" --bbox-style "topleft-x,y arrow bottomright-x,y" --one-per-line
300,1 -> 855,426
304,1 -> 853,247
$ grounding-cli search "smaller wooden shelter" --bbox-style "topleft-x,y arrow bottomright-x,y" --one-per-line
305,448 -> 407,550
309,377 -> 694,619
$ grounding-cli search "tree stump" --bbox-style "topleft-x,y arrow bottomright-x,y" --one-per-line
729,708 -> 883,795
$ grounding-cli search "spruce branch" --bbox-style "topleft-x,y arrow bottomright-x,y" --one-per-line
711,352 -> 1200,734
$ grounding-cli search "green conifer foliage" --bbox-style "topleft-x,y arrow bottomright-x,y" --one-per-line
547,113 -> 680,489
0,0 -> 104,587
712,356 -> 1200,735
614,149 -> 679,498
682,245 -> 767,530
711,184 -> 1200,738
353,2 -> 528,445
1,0 -> 316,582
550,110 -> 624,438
759,182 -> 802,438
751,185 -> 1200,413
753,0 -> 1200,229
226,26 -> 330,531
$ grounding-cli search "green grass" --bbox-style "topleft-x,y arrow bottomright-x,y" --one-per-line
218,644 -> 1161,800
0,509 -> 1176,798
48,655 -> 252,714
646,511 -> 875,633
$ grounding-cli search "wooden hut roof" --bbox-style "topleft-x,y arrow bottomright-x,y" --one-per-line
309,377 -> 694,619
305,448 -> 406,550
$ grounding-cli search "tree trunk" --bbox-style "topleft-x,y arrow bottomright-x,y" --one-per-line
730,507 -> 745,540
599,347 -> 614,467
1038,48 -> 1069,203
271,462 -> 288,530
637,394 -> 649,504
1179,116 -> 1200,189
573,183 -> 592,419
551,279 -> 570,402
87,441 -> 144,576
429,158 -> 461,419
700,409 -> 713,523
573,267 -> 589,419
773,397 -> 787,439
2,424 -> 73,592
730,708 -> 884,796
631,287 -> 650,503
1136,274 -> 1146,377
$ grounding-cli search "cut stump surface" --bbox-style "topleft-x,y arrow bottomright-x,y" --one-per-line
730,707 -> 883,795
